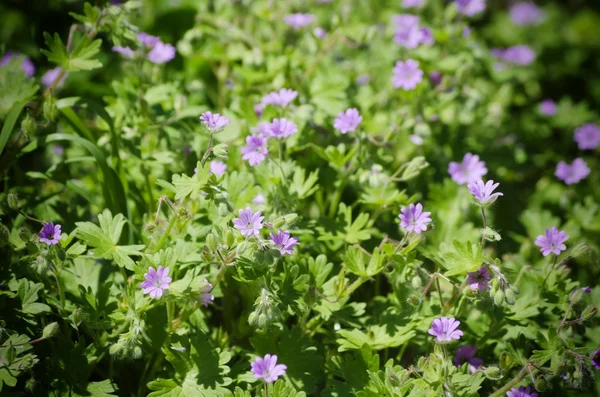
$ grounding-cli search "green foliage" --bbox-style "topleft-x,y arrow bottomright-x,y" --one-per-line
41,33 -> 103,72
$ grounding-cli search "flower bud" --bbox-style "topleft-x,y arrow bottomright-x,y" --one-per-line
224,229 -> 235,247
484,366 -> 503,380
273,217 -> 286,229
411,276 -> 422,289
0,225 -> 9,247
570,288 -> 584,305
25,378 -> 36,393
494,290 -> 505,306
205,233 -> 217,251
401,156 -> 429,181
581,305 -> 597,321
212,143 -> 228,159
570,242 -> 588,258
504,289 -> 516,305
42,322 -> 60,339
43,96 -> 58,122
534,376 -> 547,392
217,202 -> 229,217
482,227 -> 501,242
21,114 -> 36,138
283,213 -> 298,225
407,295 -> 421,307
19,227 -> 33,243
177,207 -> 189,219
7,193 -> 19,209
144,223 -> 157,234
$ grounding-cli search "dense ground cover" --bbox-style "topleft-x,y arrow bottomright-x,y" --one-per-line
1,0 -> 599,396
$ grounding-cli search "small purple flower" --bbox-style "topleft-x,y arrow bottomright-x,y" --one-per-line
313,27 -> 327,39
409,135 -> 424,145
454,345 -> 483,373
270,230 -> 299,255
392,59 -> 423,90
574,123 -> 600,150
138,32 -> 161,48
210,161 -> 227,177
200,111 -> 230,132
510,2 -> 545,26
356,74 -> 370,85
448,153 -> 488,185
112,46 -> 134,58
456,0 -> 486,16
199,280 -> 214,307
233,207 -> 264,237
38,222 -> 62,245
582,286 -> 592,293
467,267 -> 491,291
140,266 -> 172,299
334,108 -> 363,134
241,134 -> 268,166
148,41 -> 176,64
463,26 -> 472,38
428,317 -> 463,343
492,45 -> 536,65
419,27 -> 435,45
261,88 -> 298,108
54,145 -> 64,156
468,180 -> 503,205
269,118 -> 298,139
253,193 -> 266,205
506,386 -> 538,397
251,354 -> 287,382
399,203 -> 432,234
592,348 -> 600,370
403,0 -> 425,8
535,226 -> 568,257
1,52 -> 35,77
42,67 -> 68,88
283,13 -> 315,30
555,158 -> 590,185
393,15 -> 424,49
539,99 -> 556,116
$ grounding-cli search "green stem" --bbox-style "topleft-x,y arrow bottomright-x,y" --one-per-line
212,265 -> 227,289
328,172 -> 350,218
53,268 -> 66,311
167,301 -> 175,332
154,215 -> 177,253
489,366 -> 528,397
480,207 -> 487,247
344,276 -> 367,297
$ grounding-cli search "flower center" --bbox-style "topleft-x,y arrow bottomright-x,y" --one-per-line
154,279 -> 162,288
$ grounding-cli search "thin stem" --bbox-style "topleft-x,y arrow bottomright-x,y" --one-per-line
436,277 -> 444,309
328,172 -> 350,218
557,300 -> 575,333
480,207 -> 487,247
154,215 -> 177,253
200,132 -> 214,167
167,301 -> 175,332
212,265 -> 227,289
264,382 -> 269,397
343,277 -> 367,297
489,365 -> 528,397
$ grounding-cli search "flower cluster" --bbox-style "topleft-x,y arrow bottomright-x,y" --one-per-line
392,15 -> 434,49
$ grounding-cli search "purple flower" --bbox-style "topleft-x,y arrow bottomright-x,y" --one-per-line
38,222 -> 62,245
138,32 -> 161,48
241,134 -> 268,166
140,266 -> 172,299
392,59 -> 423,90
251,354 -> 287,382
148,41 -> 176,64
448,153 -> 488,185
261,88 -> 298,108
555,158 -> 590,185
409,135 -> 424,145
510,2 -> 545,26
270,230 -> 299,255
419,27 -> 435,45
403,0 -> 425,8
112,46 -> 134,58
399,203 -> 432,234
467,267 -> 491,291
283,13 -> 315,30
468,180 -> 503,205
200,111 -> 230,132
199,280 -> 214,307
42,67 -> 68,88
454,345 -> 483,373
314,27 -> 327,39
269,118 -> 298,139
428,317 -> 463,342
463,26 -> 472,38
334,108 -> 363,134
574,123 -> 600,150
535,226 -> 568,257
233,207 -> 264,237
506,386 -> 538,397
253,193 -> 266,205
592,348 -> 600,370
356,74 -> 370,85
393,15 -> 424,49
210,161 -> 227,177
539,99 -> 556,116
1,52 -> 35,77
456,0 -> 486,16
582,286 -> 592,293
492,45 -> 536,65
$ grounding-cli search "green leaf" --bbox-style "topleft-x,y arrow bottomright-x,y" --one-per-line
41,32 -> 103,72
17,279 -> 51,315
267,380 -> 306,397
0,100 -> 28,157
72,380 -> 118,397
440,240 -> 483,276
290,167 -> 319,199
323,345 -> 379,396
75,209 -> 144,270
173,162 -> 210,200
0,57 -> 38,118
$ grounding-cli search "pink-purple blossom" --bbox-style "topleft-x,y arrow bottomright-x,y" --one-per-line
253,193 -> 266,205
455,0 -> 486,16
334,108 -> 363,134
574,123 -> 600,150
140,266 -> 172,299
251,354 -> 287,382
199,280 -> 214,307
233,207 -> 264,237
403,0 -> 425,8
313,27 -> 327,39
506,386 -> 538,397
38,222 -> 62,245
467,267 -> 491,291
42,67 -> 67,88
283,13 -> 315,30
509,2 -> 545,26
454,345 -> 483,373
1,52 -> 35,77
260,88 -> 298,108
428,317 -> 463,342
592,348 -> 600,370
539,99 -> 556,116
112,46 -> 134,58
448,153 -> 488,185
468,180 -> 503,205
270,230 -> 299,255
241,135 -> 268,166
392,15 -> 434,48
138,32 -> 161,48
356,74 -> 370,85
399,203 -> 432,234
555,158 -> 590,185
200,111 -> 230,132
269,118 -> 298,139
492,45 -> 536,65
392,59 -> 423,90
535,226 -> 568,257
148,41 -> 176,64
582,286 -> 592,293
210,161 -> 227,177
